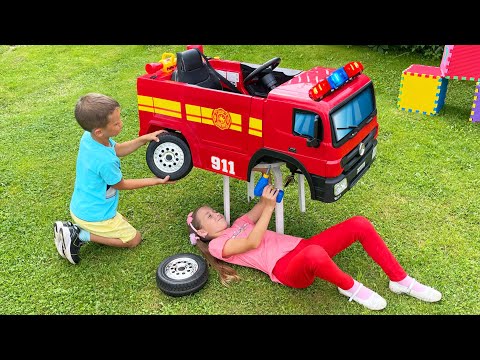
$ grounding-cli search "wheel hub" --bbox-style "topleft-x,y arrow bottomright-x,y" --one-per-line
165,257 -> 199,280
153,142 -> 185,173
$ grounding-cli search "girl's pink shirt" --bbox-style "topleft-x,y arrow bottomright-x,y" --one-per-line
208,214 -> 302,283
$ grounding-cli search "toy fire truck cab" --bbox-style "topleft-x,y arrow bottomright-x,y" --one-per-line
138,47 -> 378,203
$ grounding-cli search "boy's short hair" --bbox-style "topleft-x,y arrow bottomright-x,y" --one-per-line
74,93 -> 120,132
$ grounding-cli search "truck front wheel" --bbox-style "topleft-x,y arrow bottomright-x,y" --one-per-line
146,132 -> 193,181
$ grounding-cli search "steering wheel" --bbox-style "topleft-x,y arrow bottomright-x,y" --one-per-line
243,57 -> 281,86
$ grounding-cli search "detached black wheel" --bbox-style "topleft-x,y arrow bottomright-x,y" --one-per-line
156,253 -> 209,297
146,132 -> 193,181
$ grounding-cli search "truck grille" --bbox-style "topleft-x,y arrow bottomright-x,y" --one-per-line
341,127 -> 377,174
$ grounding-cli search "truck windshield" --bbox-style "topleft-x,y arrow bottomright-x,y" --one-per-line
330,84 -> 375,145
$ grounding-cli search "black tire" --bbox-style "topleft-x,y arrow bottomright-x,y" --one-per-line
156,253 -> 209,297
146,132 -> 193,181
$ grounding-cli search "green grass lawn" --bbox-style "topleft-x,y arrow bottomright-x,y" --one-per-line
1,45 -> 479,315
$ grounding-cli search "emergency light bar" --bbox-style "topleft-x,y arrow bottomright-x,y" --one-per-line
309,61 -> 364,101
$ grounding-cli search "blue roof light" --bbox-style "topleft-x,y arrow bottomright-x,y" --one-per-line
327,68 -> 349,89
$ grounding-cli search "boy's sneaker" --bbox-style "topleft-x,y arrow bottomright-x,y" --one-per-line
53,221 -> 73,258
61,224 -> 84,265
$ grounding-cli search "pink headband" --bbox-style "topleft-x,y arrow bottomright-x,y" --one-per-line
187,211 -> 200,245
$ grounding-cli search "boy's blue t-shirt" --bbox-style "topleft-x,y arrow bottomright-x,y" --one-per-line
70,131 -> 122,222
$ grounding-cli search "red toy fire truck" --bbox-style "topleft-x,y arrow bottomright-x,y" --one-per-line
137,46 -> 378,203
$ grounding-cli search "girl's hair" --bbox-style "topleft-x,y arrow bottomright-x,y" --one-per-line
188,206 -> 241,287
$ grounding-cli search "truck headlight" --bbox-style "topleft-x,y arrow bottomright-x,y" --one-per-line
372,145 -> 377,159
334,178 -> 348,196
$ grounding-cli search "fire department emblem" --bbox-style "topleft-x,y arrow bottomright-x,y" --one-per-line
212,108 -> 231,130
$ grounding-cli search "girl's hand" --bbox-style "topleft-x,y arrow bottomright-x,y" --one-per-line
261,185 -> 278,210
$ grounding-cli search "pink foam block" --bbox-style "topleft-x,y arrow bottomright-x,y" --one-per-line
440,45 -> 480,80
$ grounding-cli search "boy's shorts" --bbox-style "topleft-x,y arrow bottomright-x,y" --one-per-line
70,211 -> 138,243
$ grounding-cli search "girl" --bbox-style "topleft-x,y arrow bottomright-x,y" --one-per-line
187,185 -> 442,311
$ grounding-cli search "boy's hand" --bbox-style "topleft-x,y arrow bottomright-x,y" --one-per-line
143,129 -> 168,143
155,175 -> 176,184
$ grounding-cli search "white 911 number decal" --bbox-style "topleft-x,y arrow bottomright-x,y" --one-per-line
211,156 -> 235,175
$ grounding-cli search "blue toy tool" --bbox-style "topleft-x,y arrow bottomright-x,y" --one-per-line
253,166 -> 284,203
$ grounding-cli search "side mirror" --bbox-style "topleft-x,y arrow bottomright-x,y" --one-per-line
307,116 -> 320,148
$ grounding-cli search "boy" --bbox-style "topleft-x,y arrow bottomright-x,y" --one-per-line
54,93 -> 175,265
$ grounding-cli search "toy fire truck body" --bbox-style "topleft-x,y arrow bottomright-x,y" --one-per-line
137,47 -> 378,202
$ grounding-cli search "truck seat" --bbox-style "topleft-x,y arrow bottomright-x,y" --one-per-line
171,49 -> 222,90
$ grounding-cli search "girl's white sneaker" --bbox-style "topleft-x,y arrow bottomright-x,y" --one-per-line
389,279 -> 442,302
338,283 -> 387,311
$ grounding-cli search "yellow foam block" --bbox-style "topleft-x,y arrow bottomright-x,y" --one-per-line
397,64 -> 448,116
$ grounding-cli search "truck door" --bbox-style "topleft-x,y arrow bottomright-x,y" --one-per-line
263,100 -> 326,175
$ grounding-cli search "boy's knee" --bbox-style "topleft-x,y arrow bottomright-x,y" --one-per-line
125,231 -> 142,248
